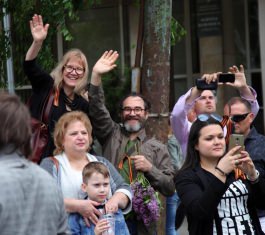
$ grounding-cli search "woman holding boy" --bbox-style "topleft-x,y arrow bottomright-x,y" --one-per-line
40,111 -> 131,233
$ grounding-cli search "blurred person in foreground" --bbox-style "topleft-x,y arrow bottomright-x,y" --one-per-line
0,92 -> 69,235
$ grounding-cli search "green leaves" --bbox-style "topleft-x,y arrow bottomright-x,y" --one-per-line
135,172 -> 151,188
171,17 -> 186,46
101,65 -> 131,122
0,0 -> 80,87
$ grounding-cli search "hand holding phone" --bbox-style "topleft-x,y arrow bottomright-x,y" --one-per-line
228,134 -> 244,151
196,78 -> 217,90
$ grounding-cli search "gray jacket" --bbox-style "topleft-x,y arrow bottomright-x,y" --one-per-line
0,148 -> 69,235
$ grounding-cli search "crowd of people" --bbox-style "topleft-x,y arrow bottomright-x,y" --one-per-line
1,13 -> 265,235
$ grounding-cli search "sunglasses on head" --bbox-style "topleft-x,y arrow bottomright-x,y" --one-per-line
197,113 -> 223,122
230,113 -> 250,123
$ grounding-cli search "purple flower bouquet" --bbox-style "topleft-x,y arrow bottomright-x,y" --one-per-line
131,172 -> 162,227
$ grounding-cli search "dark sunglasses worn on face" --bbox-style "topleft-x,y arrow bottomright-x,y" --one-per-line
197,113 -> 223,122
230,113 -> 250,123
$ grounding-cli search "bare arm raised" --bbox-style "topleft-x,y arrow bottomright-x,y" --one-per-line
25,14 -> 49,61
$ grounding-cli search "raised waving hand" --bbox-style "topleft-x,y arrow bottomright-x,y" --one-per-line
26,14 -> 49,61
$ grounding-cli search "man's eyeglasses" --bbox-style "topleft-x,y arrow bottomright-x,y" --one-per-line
64,65 -> 85,75
122,107 -> 146,114
230,113 -> 250,123
197,113 -> 223,122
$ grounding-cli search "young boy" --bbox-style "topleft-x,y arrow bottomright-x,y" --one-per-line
68,161 -> 129,235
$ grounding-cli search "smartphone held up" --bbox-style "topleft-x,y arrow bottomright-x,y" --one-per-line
218,73 -> 235,83
196,78 -> 217,90
195,73 -> 235,90
228,134 -> 244,151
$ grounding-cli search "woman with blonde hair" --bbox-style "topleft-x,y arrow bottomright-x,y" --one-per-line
24,14 -> 118,161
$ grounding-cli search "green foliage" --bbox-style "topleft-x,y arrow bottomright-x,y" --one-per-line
0,30 -> 10,84
0,0 -> 79,87
1,0 -> 185,115
0,0 -> 105,88
1,0 -> 128,114
171,17 -> 186,46
102,63 -> 131,122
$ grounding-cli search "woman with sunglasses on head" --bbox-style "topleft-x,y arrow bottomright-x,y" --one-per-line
24,14 -> 119,161
175,114 -> 265,235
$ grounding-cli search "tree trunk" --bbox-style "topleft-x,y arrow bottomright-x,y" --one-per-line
141,0 -> 172,234
142,0 -> 172,142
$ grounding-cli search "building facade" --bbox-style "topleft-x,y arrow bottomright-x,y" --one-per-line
62,0 -> 265,132
3,0 -> 265,132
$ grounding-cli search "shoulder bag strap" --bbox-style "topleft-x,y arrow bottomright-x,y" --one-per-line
41,88 -> 54,124
49,156 -> 59,173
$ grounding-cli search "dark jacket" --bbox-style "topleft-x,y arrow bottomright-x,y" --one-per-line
176,166 -> 265,235
245,127 -> 265,178
245,126 -> 265,218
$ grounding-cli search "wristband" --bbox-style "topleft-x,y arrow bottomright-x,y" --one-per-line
246,169 -> 259,183
215,166 -> 228,177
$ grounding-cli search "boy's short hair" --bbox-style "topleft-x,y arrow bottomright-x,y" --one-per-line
82,162 -> 110,184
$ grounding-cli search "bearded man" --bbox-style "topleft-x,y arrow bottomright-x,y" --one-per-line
88,64 -> 175,235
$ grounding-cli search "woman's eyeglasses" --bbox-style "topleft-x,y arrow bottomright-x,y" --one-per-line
64,65 -> 85,75
230,113 -> 249,123
197,113 -> 223,122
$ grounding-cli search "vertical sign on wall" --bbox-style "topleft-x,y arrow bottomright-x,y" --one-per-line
197,0 -> 222,37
